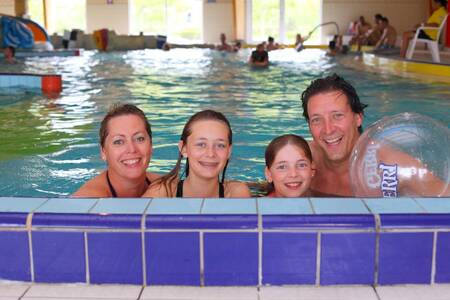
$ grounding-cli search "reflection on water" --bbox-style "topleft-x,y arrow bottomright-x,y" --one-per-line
0,48 -> 449,196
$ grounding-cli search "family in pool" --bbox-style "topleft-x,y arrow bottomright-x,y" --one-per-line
73,74 -> 449,198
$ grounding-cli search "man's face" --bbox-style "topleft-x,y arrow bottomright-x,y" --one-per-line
307,90 -> 362,164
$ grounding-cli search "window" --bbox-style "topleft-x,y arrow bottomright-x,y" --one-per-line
131,0 -> 202,43
248,0 -> 321,44
27,0 -> 86,34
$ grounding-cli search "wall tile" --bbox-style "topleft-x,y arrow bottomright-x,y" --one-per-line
90,198 -> 150,214
258,198 -> 313,215
32,231 -> 85,283
0,231 -> 31,281
32,213 -> 142,229
380,214 -> 450,229
35,198 -> 97,213
0,212 -> 28,227
364,198 -> 424,214
263,215 -> 375,230
321,233 -> 375,285
435,232 -> 450,283
88,232 -> 143,284
146,198 -> 202,214
0,197 -> 47,213
311,198 -> 370,214
146,232 -> 200,285
262,232 -> 316,285
202,198 -> 257,214
204,232 -> 258,285
379,232 -> 433,284
415,198 -> 450,213
146,214 -> 257,229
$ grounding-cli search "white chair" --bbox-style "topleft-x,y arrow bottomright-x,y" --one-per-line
406,14 -> 448,63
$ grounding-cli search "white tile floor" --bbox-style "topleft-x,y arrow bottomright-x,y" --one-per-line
2,282 -> 450,300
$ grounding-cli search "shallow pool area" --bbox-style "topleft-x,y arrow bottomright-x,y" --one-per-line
0,48 -> 449,197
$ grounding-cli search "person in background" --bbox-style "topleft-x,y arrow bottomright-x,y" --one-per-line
266,36 -> 280,51
295,33 -> 308,51
356,14 -> 383,51
216,33 -> 232,52
374,17 -> 397,50
400,0 -> 448,57
232,41 -> 242,52
265,134 -> 315,197
73,103 -> 159,197
301,74 -> 367,196
143,110 -> 251,198
3,46 -> 16,64
249,43 -> 269,67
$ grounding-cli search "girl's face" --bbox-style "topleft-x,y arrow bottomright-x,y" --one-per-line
101,114 -> 152,180
265,144 -> 315,197
180,120 -> 232,181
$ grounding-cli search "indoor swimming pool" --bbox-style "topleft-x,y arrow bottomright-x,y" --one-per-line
0,48 -> 449,197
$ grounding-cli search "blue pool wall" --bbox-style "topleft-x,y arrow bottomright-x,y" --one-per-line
1,197 -> 450,286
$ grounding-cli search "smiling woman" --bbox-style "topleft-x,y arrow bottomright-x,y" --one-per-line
72,103 -> 159,198
142,109 -> 251,198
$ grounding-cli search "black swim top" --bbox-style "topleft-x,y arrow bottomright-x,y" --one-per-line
106,171 -> 151,198
251,50 -> 268,63
176,180 -> 225,198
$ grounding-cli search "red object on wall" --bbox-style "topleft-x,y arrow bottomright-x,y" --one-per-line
41,75 -> 62,94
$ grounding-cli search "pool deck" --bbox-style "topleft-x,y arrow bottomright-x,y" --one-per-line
2,282 -> 450,300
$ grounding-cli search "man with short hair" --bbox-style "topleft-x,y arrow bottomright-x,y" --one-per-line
301,74 -> 367,196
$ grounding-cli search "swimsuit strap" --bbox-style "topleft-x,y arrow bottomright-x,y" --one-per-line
219,182 -> 225,198
106,171 -> 117,198
176,180 -> 184,197
176,179 -> 224,198
106,171 -> 151,198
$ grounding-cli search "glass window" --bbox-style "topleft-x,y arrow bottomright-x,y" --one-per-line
252,0 -> 279,43
285,0 -> 321,44
131,0 -> 202,43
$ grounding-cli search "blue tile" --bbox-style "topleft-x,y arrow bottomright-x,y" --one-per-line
262,232 -> 316,284
0,231 -> 31,281
202,198 -> 257,214
416,198 -> 450,213
435,232 -> 450,283
146,198 -> 202,214
380,214 -> 450,228
263,215 -> 375,230
88,232 -> 143,284
0,212 -> 28,227
0,197 -> 48,213
204,233 -> 258,285
90,198 -> 150,214
258,198 -> 313,215
364,198 -> 424,214
35,198 -> 97,213
379,232 -> 433,284
321,233 -> 375,285
32,213 -> 142,229
146,214 -> 258,229
33,231 -> 85,283
311,198 -> 370,214
146,232 -> 200,285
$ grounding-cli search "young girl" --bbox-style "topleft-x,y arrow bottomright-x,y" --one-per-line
143,109 -> 251,198
264,134 -> 315,197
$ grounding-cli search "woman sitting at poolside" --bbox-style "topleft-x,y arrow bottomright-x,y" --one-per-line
264,134 -> 315,197
73,103 -> 159,197
143,109 -> 251,198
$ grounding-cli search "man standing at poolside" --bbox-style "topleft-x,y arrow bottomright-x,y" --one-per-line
301,74 -> 367,196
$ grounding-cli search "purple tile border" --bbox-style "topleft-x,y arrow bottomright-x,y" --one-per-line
32,213 -> 142,229
263,214 -> 375,230
146,214 -> 258,229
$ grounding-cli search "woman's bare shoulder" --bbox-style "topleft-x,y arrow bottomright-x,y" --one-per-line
72,172 -> 108,198
225,181 -> 252,198
142,178 -> 176,198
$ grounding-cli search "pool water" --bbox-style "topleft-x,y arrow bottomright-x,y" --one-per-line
0,49 -> 449,197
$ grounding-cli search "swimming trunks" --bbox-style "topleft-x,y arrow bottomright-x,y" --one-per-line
106,171 -> 150,198
176,180 -> 225,198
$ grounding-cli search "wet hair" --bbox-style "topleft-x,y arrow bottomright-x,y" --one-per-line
268,36 -> 274,43
157,109 -> 233,197
381,17 -> 389,24
265,134 -> 313,194
374,14 -> 383,21
99,103 -> 152,148
301,74 -> 368,133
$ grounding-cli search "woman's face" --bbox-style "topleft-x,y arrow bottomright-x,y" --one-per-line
101,114 -> 152,180
180,120 -> 231,181
265,144 -> 315,197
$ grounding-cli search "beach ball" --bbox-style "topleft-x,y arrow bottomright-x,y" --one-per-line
350,112 -> 450,197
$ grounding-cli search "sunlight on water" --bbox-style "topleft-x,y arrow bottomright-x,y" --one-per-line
0,48 -> 449,196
